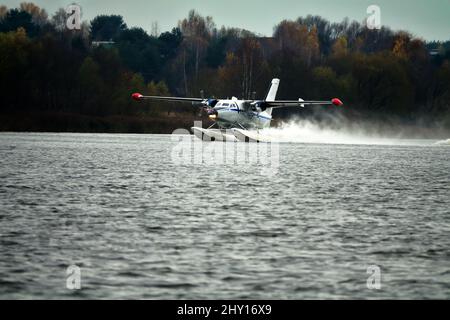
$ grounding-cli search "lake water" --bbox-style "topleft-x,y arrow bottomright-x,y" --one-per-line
0,132 -> 449,299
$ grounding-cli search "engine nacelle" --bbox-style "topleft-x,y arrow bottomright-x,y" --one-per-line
193,98 -> 218,109
194,98 -> 219,108
206,99 -> 218,108
250,101 -> 267,112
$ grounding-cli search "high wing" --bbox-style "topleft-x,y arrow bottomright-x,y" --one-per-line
131,93 -> 204,103
264,98 -> 343,108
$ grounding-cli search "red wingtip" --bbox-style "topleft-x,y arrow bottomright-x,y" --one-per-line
131,93 -> 143,101
332,98 -> 343,106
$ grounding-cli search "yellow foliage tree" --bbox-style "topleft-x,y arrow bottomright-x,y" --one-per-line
332,36 -> 348,57
392,32 -> 410,60
274,20 -> 320,67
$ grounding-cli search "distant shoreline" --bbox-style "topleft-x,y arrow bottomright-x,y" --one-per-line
1,111 -> 449,140
0,112 -> 211,135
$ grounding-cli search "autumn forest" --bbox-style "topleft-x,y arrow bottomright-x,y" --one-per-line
0,3 -> 449,134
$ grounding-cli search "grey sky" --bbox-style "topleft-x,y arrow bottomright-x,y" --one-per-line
3,0 -> 450,41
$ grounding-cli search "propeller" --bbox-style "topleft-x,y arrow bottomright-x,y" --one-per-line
194,90 -> 219,116
196,90 -> 206,116
249,101 -> 267,112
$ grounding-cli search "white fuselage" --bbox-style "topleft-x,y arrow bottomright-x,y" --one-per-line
210,98 -> 272,130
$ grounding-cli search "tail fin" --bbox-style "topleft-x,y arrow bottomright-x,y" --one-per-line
265,78 -> 280,115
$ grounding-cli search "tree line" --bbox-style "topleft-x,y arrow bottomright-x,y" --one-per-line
0,3 -> 449,133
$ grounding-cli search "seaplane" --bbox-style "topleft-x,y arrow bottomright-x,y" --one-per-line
131,78 -> 343,142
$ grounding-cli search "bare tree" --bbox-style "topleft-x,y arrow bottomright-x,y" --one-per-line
51,8 -> 67,32
239,38 -> 263,99
151,21 -> 159,37
178,10 -> 216,82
